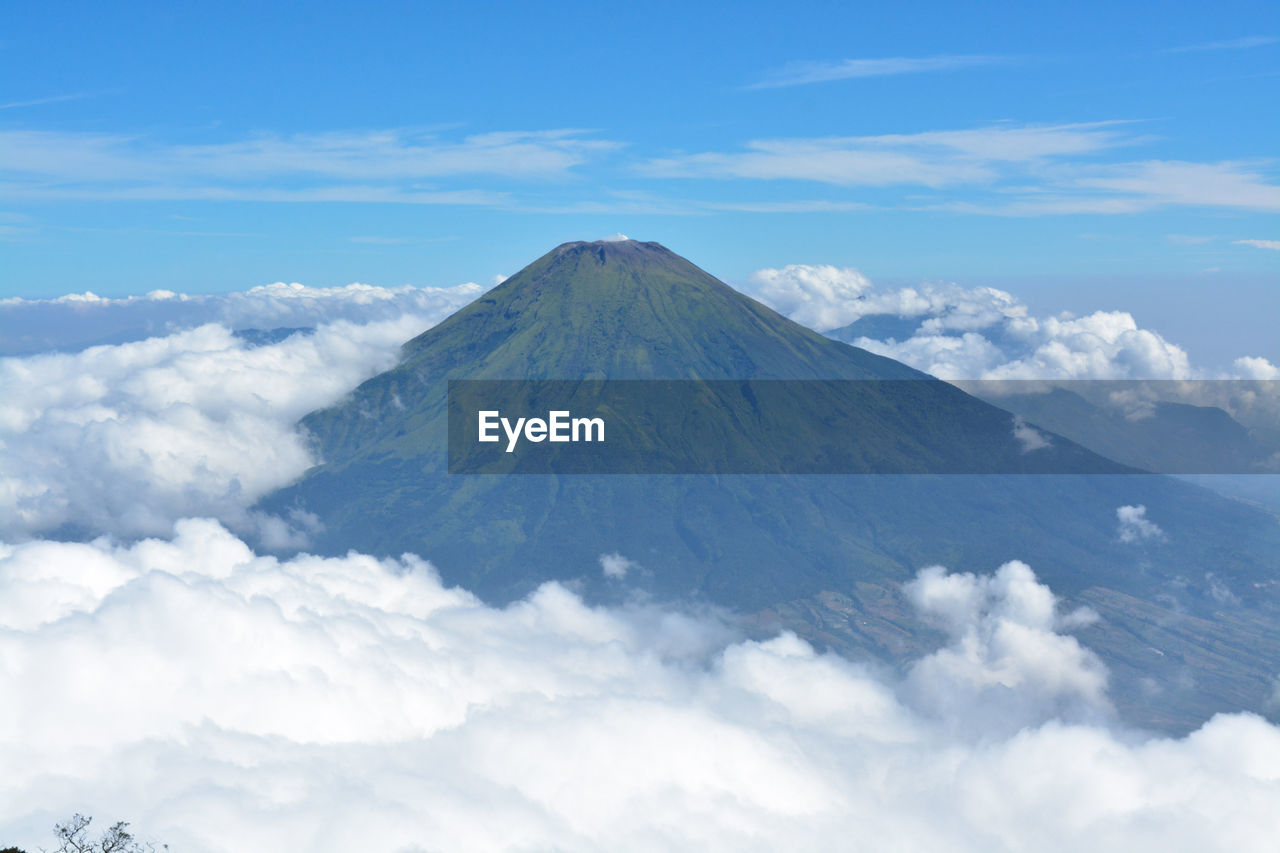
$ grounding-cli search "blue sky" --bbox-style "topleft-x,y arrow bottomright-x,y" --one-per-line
2,0 -> 1277,361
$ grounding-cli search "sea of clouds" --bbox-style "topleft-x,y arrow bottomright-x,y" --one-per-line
2,521 -> 1278,852
0,284 -> 477,544
1,276 -> 1278,851
0,280 -> 483,357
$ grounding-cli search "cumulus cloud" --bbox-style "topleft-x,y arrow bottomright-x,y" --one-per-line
744,264 -> 1270,381
2,524 -> 1278,853
1233,356 -> 1280,379
0,316 -> 441,543
748,266 -> 1280,458
0,277 -> 489,543
599,552 -> 636,580
1012,415 -> 1053,452
1117,505 -> 1165,543
904,561 -> 1108,732
747,264 -> 874,330
982,311 -> 1195,380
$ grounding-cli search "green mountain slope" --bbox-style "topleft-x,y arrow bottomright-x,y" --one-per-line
262,239 -> 1280,733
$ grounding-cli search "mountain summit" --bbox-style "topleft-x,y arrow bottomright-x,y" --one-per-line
262,239 -> 1280,733
399,238 -> 924,380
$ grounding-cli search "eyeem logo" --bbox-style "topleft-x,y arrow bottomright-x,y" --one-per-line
449,379 -> 1279,475
478,410 -> 606,453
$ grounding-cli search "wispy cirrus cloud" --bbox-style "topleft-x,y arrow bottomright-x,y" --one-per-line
1234,238 -> 1280,250
749,54 -> 1007,89
1166,35 -> 1278,53
641,122 -> 1280,214
0,128 -> 619,204
1,183 -> 510,205
0,92 -> 98,110
642,122 -> 1137,187
1067,160 -> 1280,211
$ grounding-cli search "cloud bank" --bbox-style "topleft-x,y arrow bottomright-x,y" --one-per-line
0,279 -> 485,542
2,522 -> 1277,853
0,279 -> 481,356
0,315 -> 440,543
747,263 -> 1276,381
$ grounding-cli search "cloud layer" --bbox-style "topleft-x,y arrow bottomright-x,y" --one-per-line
4,121 -> 1275,215
749,54 -> 1006,89
0,279 -> 481,356
2,521 -> 1277,853
746,263 -> 1276,381
643,124 -> 1280,214
0,128 -> 617,204
0,315 -> 439,543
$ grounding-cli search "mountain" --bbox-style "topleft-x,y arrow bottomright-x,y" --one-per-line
262,239 -> 1280,733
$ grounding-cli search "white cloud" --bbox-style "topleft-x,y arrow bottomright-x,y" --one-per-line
641,124 -> 1280,214
983,312 -> 1195,380
744,264 -> 1275,381
1013,416 -> 1053,452
904,561 -> 1109,732
1117,505 -> 1165,543
1233,356 -> 1280,379
0,183 -> 510,205
747,264 -> 874,330
748,265 -> 1031,337
857,331 -> 1011,377
1233,239 -> 1280,250
0,91 -> 98,110
2,524 -> 1278,853
1167,35 -> 1279,53
0,312 -> 455,542
644,140 -> 992,188
0,128 -> 618,203
0,279 -> 481,356
599,552 -> 636,580
1070,161 -> 1280,213
644,123 -> 1135,186
749,55 -> 1005,89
